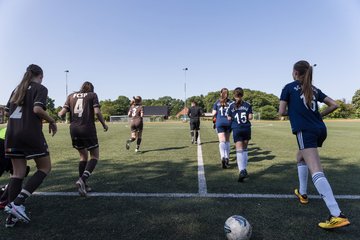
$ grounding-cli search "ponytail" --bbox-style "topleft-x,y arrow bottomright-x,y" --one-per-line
11,64 -> 43,105
233,87 -> 244,108
294,60 -> 313,108
219,88 -> 229,107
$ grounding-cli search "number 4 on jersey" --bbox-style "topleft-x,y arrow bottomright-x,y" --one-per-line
74,99 -> 84,117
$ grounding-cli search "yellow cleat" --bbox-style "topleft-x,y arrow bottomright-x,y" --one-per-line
318,214 -> 350,229
294,188 -> 308,204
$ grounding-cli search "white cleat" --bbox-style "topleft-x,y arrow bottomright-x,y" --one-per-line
5,202 -> 30,223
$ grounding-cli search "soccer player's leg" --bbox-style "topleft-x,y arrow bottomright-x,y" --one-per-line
302,145 -> 350,229
190,121 -> 195,144
126,126 -> 137,150
77,146 -> 99,197
294,146 -> 309,204
217,128 -> 227,169
136,130 -> 142,152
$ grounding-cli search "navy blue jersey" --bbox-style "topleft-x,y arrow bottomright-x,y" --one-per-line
213,99 -> 233,127
227,101 -> 252,129
280,80 -> 327,133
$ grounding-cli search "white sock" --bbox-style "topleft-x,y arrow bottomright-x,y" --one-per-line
236,150 -> 245,172
225,142 -> 230,159
219,142 -> 226,159
297,163 -> 308,195
242,149 -> 248,170
312,172 -> 341,217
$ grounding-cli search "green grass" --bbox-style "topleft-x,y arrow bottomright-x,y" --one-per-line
0,121 -> 359,240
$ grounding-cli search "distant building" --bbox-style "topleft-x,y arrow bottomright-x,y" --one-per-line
143,106 -> 169,119
0,105 -> 5,124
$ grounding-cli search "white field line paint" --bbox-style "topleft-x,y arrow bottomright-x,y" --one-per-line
32,192 -> 360,200
197,134 -> 208,195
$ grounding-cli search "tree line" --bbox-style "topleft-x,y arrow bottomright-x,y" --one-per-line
45,89 -> 360,121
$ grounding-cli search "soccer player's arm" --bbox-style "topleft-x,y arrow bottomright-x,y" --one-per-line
140,106 -> 144,118
33,87 -> 57,136
279,86 -> 289,116
320,95 -> 339,118
93,94 -> 108,132
248,105 -> 253,120
58,96 -> 70,119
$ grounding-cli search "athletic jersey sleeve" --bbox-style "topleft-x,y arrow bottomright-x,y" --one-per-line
213,102 -> 218,111
34,86 -> 48,110
226,103 -> 234,117
317,88 -> 327,103
63,95 -> 71,111
248,104 -> 253,114
92,93 -> 100,108
280,85 -> 290,102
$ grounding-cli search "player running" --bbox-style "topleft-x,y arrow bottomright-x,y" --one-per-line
227,88 -> 253,182
58,81 -> 108,197
212,88 -> 233,169
187,101 -> 203,144
279,60 -> 350,229
3,64 -> 57,227
126,96 -> 144,152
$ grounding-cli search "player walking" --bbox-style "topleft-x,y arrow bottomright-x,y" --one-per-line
227,88 -> 253,182
188,101 -> 203,144
3,64 -> 57,227
212,88 -> 233,169
279,60 -> 350,229
126,96 -> 144,152
58,81 -> 108,197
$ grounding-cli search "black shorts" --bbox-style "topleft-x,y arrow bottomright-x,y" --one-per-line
295,128 -> 327,150
190,120 -> 200,131
131,121 -> 143,133
70,126 -> 99,150
233,128 -> 251,142
5,142 -> 49,160
0,139 -> 12,177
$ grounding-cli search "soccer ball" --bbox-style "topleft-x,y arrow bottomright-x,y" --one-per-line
224,215 -> 252,240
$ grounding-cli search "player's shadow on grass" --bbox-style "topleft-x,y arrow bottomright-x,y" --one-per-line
229,143 -> 275,162
140,146 -> 189,153
200,140 -> 219,145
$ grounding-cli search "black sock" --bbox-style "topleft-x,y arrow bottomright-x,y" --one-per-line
195,131 -> 199,141
0,185 -> 9,202
7,178 -> 23,203
137,138 -> 142,149
81,159 -> 98,182
78,161 -> 87,177
190,131 -> 194,138
13,171 -> 47,205
130,138 -> 136,142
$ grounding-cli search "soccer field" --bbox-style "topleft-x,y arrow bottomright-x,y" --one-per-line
1,121 -> 360,240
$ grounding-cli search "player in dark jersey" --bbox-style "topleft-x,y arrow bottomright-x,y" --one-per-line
3,64 -> 57,227
58,81 -> 108,197
126,96 -> 144,153
227,88 -> 253,182
212,88 -> 233,169
187,101 -> 203,144
279,60 -> 350,229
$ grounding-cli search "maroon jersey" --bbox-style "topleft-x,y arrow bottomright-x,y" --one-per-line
5,82 -> 49,158
128,105 -> 143,132
64,92 -> 100,129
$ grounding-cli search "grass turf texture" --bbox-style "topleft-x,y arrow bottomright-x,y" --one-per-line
0,121 -> 359,239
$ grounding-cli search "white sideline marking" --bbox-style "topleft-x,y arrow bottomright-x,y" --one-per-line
32,192 -> 360,200
197,135 -> 208,195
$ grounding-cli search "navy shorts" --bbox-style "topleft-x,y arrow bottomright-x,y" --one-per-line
233,128 -> 251,142
190,120 -> 200,131
216,125 -> 231,134
295,128 -> 327,150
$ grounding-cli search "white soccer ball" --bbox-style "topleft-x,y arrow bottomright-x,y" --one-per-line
224,215 -> 252,240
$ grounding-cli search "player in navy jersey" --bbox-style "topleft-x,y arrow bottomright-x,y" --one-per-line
3,64 -> 57,227
279,60 -> 350,229
227,88 -> 253,182
212,88 -> 233,169
58,81 -> 108,197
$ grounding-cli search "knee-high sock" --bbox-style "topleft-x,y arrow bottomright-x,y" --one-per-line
224,142 -> 230,159
81,159 -> 98,182
7,178 -> 23,203
137,138 -> 142,148
0,185 -> 9,202
79,161 -> 87,178
242,148 -> 248,169
312,172 -> 341,217
190,131 -> 194,138
219,142 -> 226,159
297,162 -> 308,195
14,171 -> 47,206
195,131 -> 199,141
236,150 -> 245,172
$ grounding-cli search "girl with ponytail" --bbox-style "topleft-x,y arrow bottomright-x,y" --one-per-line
279,60 -> 350,229
227,88 -> 253,182
4,64 -> 57,226
212,88 -> 233,169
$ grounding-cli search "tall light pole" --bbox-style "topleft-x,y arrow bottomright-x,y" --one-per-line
182,67 -> 188,120
64,70 -> 69,97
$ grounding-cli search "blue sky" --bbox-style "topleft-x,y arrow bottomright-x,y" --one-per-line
1,0 -> 359,107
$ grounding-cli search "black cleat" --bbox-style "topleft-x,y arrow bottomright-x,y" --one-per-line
225,158 -> 230,168
238,169 -> 248,182
126,140 -> 131,150
221,158 -> 227,169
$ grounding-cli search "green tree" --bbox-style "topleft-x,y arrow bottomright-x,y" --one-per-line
46,96 -> 58,120
204,92 -> 219,112
259,105 -> 278,120
352,89 -> 360,118
114,96 -> 130,115
321,100 -> 355,119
